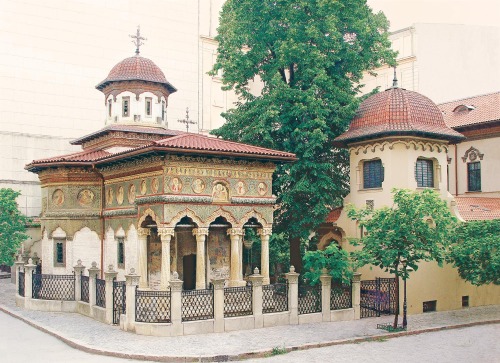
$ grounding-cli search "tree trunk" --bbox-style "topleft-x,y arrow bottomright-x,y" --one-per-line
289,236 -> 302,273
393,272 -> 400,328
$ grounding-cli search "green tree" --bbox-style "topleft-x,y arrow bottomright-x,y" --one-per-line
449,220 -> 500,286
211,0 -> 395,271
348,189 -> 458,328
303,243 -> 354,285
0,188 -> 29,266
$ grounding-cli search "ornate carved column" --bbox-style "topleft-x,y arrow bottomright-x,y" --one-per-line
259,227 -> 272,285
193,227 -> 209,289
158,227 -> 175,290
228,228 -> 244,287
137,227 -> 150,289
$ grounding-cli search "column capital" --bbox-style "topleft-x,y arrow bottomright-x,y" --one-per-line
227,227 -> 244,237
319,273 -> 332,286
137,227 -> 151,237
258,227 -> 273,237
192,227 -> 209,237
352,272 -> 362,283
158,227 -> 175,239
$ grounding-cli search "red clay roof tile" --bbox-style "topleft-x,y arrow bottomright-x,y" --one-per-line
455,196 -> 500,221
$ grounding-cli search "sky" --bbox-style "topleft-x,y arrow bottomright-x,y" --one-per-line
367,0 -> 500,31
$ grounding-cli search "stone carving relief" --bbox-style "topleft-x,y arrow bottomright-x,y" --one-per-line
52,189 -> 64,206
462,147 -> 484,163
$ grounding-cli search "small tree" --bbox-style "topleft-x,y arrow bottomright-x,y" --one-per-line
0,188 -> 29,266
348,188 -> 458,328
303,243 -> 354,285
449,219 -> 500,286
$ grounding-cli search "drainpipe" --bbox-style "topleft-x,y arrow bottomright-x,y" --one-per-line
93,164 -> 106,278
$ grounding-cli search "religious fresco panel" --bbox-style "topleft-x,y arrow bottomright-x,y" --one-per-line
147,231 -> 162,290
207,229 -> 231,283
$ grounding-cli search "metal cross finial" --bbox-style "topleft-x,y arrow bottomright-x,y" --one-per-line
392,66 -> 399,88
130,26 -> 146,55
177,107 -> 197,132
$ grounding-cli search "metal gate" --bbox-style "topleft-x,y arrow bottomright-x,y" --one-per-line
113,280 -> 126,324
360,277 -> 397,318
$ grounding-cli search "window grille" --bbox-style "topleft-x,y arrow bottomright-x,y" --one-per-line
122,97 -> 130,117
363,159 -> 383,189
145,97 -> 152,116
416,159 -> 434,188
467,162 -> 481,191
117,238 -> 125,268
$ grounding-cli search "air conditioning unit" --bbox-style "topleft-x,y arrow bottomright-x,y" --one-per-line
134,114 -> 141,122
156,117 -> 162,124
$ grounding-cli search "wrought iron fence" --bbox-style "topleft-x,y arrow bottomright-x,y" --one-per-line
298,284 -> 322,315
135,288 -> 171,323
113,280 -> 126,324
32,273 -> 75,301
18,271 -> 25,297
330,281 -> 352,310
81,275 -> 89,303
181,288 -> 214,322
360,278 -> 397,318
224,285 -> 253,317
95,278 -> 106,308
263,283 -> 288,314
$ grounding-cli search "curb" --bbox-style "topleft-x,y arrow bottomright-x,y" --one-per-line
1,303 -> 499,362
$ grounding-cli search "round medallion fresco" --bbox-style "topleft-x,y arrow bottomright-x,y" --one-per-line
236,181 -> 246,195
170,177 -> 182,193
257,182 -> 267,196
117,186 -> 124,205
77,189 -> 94,206
140,179 -> 147,195
52,189 -> 64,206
151,177 -> 159,194
128,184 -> 136,204
192,178 -> 205,194
106,187 -> 114,205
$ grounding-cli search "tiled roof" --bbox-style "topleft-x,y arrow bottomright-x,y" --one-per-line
455,197 -> 500,221
335,87 -> 465,146
438,91 -> 500,129
27,149 -> 111,165
154,134 -> 297,159
325,207 -> 343,223
71,124 -> 186,145
96,55 -> 177,93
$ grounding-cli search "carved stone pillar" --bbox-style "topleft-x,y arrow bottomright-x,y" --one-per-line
193,228 -> 209,289
352,272 -> 362,320
228,228 -> 243,287
137,228 -> 150,289
73,260 -> 85,302
285,265 -> 300,325
158,227 -> 175,290
124,268 -> 140,332
259,227 -> 272,285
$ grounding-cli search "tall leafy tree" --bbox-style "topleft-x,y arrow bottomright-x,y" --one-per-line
0,188 -> 28,266
211,0 -> 395,271
348,189 -> 458,328
449,220 -> 500,286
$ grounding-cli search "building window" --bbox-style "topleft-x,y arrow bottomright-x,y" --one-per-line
122,97 -> 130,117
108,99 -> 112,117
161,101 -> 166,121
54,239 -> 65,267
416,158 -> 434,188
117,237 -> 125,268
363,159 -> 383,189
145,97 -> 152,117
462,296 -> 469,308
423,300 -> 437,312
467,162 -> 481,191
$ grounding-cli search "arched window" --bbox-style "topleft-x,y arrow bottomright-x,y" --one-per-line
363,159 -> 383,189
415,158 -> 434,188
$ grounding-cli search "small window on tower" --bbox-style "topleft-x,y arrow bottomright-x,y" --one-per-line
363,159 -> 384,189
162,101 -> 166,121
122,97 -> 130,117
117,237 -> 125,269
145,97 -> 152,117
108,99 -> 112,117
416,158 -> 434,188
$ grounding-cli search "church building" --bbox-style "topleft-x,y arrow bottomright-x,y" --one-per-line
25,42 -> 296,290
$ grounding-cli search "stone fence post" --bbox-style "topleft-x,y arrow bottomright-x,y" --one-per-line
88,262 -> 100,313
73,260 -> 85,302
249,267 -> 264,329
125,268 -> 140,332
24,259 -> 37,304
211,277 -> 225,333
320,269 -> 332,322
104,265 -> 118,324
14,256 -> 24,287
285,265 -> 299,325
31,253 -> 40,267
352,272 -> 362,320
170,272 -> 183,336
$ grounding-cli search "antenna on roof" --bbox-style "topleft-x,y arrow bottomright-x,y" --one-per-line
392,66 -> 399,88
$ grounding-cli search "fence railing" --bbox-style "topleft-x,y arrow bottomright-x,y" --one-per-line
135,288 -> 171,323
95,278 -> 106,308
298,284 -> 322,315
181,288 -> 214,322
263,283 -> 288,314
32,273 -> 75,301
330,282 -> 352,310
18,271 -> 25,297
224,285 -> 253,318
81,275 -> 89,303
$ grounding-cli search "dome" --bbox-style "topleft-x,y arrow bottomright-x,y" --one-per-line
96,55 -> 177,93
335,87 -> 465,146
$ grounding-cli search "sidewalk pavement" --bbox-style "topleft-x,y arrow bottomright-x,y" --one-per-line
1,279 -> 498,362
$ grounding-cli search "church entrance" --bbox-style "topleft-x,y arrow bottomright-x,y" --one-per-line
183,254 -> 196,290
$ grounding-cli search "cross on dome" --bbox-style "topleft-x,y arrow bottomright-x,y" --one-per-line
129,26 -> 147,55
